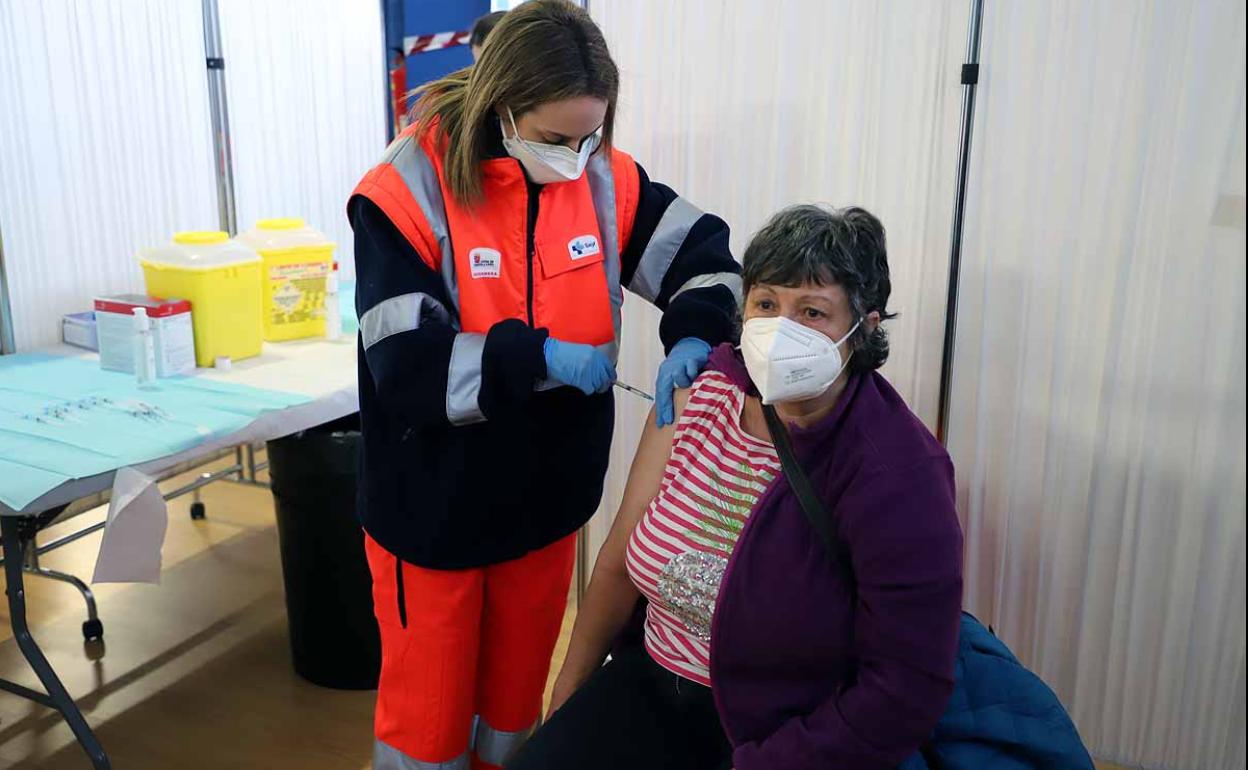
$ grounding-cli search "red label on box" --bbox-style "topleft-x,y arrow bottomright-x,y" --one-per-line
94,294 -> 192,318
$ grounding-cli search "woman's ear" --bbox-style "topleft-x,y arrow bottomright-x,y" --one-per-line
864,310 -> 881,333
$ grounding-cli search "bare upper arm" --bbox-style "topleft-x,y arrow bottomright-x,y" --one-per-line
596,387 -> 693,572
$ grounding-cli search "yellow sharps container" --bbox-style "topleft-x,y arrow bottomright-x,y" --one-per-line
140,231 -> 263,367
236,218 -> 336,342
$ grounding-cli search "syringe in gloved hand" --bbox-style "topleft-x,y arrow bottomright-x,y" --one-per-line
613,381 -> 654,401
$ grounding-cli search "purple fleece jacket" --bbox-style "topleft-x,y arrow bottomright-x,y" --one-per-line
705,344 -> 964,770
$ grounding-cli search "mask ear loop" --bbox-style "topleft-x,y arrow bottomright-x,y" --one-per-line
505,106 -> 529,150
835,318 -> 863,348
834,317 -> 865,374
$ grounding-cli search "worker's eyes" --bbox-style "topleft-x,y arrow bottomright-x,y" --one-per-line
541,134 -> 581,150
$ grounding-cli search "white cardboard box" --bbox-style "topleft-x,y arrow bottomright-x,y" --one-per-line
94,295 -> 196,377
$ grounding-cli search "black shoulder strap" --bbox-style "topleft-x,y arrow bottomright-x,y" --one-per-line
762,404 -> 853,579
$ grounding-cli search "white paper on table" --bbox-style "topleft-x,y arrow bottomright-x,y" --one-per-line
91,466 -> 169,584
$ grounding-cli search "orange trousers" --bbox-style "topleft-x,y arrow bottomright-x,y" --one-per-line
365,532 -> 576,770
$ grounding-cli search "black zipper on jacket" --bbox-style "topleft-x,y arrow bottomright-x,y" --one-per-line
525,179 -> 540,326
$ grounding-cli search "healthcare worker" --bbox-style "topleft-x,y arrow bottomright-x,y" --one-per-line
347,2 -> 741,769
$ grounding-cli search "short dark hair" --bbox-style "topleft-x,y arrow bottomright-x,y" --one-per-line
742,204 -> 897,372
470,11 -> 507,48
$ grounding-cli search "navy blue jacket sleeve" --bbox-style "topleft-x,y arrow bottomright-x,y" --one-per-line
620,162 -> 742,352
350,197 -> 548,427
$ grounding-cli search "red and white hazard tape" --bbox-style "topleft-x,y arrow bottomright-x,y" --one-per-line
404,30 -> 472,55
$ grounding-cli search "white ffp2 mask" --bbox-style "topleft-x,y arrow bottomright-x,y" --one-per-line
741,316 -> 861,405
501,107 -> 601,184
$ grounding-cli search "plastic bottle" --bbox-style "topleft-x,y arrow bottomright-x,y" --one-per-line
133,307 -> 157,386
324,263 -> 342,342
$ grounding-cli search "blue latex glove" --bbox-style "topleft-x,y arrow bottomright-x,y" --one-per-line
655,337 -> 712,427
544,338 -> 616,396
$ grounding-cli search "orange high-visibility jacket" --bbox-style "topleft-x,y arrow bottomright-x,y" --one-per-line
349,120 -> 741,568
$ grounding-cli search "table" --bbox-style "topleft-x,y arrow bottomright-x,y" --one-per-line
1,338 -> 359,769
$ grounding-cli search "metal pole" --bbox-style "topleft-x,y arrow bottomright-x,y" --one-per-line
575,525 -> 590,604
0,225 -> 16,354
381,0 -> 396,143
935,0 -> 986,445
201,0 -> 238,236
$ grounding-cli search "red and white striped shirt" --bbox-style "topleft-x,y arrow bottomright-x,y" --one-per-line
625,370 -> 780,685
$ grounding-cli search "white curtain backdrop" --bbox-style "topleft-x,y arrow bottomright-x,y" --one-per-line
0,0 -> 218,352
948,1 -> 1247,769
588,0 -> 968,586
0,0 -> 385,353
218,0 -> 386,282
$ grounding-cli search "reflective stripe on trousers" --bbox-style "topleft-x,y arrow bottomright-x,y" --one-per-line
473,717 -> 537,767
374,740 -> 469,770
372,715 -> 535,770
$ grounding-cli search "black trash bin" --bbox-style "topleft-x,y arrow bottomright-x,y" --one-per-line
267,413 -> 380,690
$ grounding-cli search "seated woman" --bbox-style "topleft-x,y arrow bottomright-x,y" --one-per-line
507,205 -> 964,770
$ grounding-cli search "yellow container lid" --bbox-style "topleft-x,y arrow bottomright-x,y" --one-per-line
237,218 -> 335,255
256,218 -> 306,231
141,233 -> 261,269
174,231 -> 230,245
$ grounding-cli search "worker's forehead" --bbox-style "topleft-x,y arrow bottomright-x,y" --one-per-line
524,97 -> 607,138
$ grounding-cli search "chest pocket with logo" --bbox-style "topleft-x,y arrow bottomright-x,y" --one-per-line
532,180 -> 614,346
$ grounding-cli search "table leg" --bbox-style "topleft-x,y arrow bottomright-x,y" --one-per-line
1,516 -> 111,769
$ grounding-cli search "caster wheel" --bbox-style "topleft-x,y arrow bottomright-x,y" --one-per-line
82,619 -> 104,642
190,501 -> 207,520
